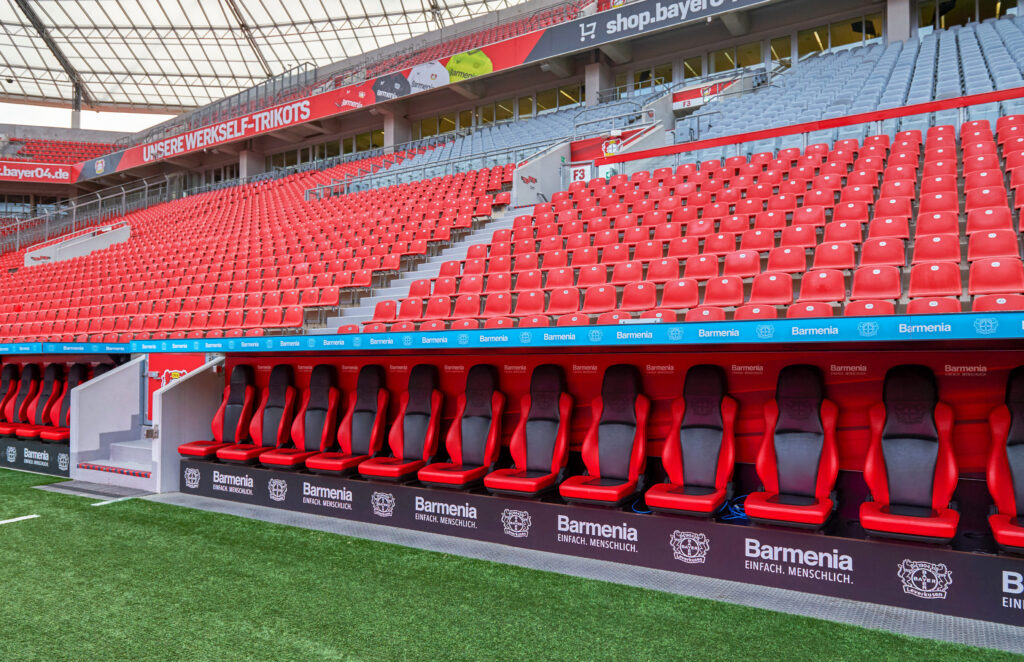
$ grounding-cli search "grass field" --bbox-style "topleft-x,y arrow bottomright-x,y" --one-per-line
0,468 -> 1017,661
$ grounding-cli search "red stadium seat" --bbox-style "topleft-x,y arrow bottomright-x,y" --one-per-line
13,364 -> 63,439
646,365 -> 737,516
908,262 -> 963,298
419,365 -> 505,488
860,366 -> 959,543
745,365 -> 838,528
987,368 -> 1024,553
359,365 -> 442,481
559,365 -> 649,505
177,365 -> 255,459
216,365 -> 297,464
907,297 -> 961,314
798,270 -> 845,303
259,364 -> 340,469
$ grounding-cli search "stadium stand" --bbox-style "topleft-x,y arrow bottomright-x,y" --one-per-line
7,138 -> 114,163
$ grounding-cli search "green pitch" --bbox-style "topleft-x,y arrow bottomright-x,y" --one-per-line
0,469 -> 1016,661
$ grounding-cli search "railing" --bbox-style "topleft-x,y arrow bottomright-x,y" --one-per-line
0,175 -> 172,254
23,219 -> 130,254
594,86 -> 1024,176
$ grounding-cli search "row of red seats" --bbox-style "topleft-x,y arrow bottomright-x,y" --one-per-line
178,361 -> 1024,552
0,362 -> 113,441
9,138 -> 114,164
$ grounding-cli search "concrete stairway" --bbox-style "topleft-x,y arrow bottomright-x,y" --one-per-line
322,209 -> 517,329
74,435 -> 158,492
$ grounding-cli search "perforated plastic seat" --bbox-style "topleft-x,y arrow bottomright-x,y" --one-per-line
860,365 -> 959,543
177,365 -> 255,458
359,365 -> 442,481
745,365 -> 838,529
646,365 -> 736,516
420,365 -> 505,488
217,365 -> 297,464
559,364 -> 650,505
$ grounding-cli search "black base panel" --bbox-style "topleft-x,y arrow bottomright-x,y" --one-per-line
0,439 -> 70,476
180,460 -> 1024,626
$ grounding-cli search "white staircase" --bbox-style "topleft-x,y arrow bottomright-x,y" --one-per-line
75,435 -> 158,492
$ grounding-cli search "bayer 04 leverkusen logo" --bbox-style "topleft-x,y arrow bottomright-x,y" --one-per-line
371,491 -> 396,517
500,509 -> 532,538
267,478 -> 288,502
669,530 -> 710,564
897,559 -> 952,599
183,467 -> 201,489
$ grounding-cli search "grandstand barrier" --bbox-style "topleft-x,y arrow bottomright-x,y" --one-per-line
166,344 -> 1024,627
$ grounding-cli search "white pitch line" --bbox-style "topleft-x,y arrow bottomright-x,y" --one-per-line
0,514 -> 39,525
91,496 -> 138,507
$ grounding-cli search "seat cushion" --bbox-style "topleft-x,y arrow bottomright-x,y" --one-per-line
177,440 -> 231,458
15,425 -> 46,439
745,491 -> 833,526
484,468 -> 558,495
646,482 -> 726,515
358,456 -> 424,478
559,475 -> 637,503
989,513 -> 1024,552
39,427 -> 70,442
258,448 -> 318,468
216,443 -> 272,463
0,422 -> 21,436
306,452 -> 368,474
859,500 -> 959,541
418,462 -> 488,486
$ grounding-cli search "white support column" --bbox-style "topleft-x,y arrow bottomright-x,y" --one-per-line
887,0 -> 913,43
383,111 -> 412,150
585,61 -> 613,106
239,149 -> 265,178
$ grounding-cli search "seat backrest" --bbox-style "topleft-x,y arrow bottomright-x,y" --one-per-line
456,364 -> 499,466
29,363 -> 63,425
880,364 -> 940,510
0,363 -> 19,422
678,365 -> 728,489
7,363 -> 40,424
1002,367 -> 1024,517
53,363 -> 89,428
523,364 -> 567,473
401,364 -> 439,461
219,364 -> 254,444
347,364 -> 386,455
596,364 -> 642,480
772,364 -> 825,498
297,364 -> 337,451
256,365 -> 294,448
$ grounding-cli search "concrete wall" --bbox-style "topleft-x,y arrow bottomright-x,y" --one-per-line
24,222 -> 130,266
0,123 -> 130,143
70,356 -> 146,473
511,140 -> 571,208
152,357 -> 224,493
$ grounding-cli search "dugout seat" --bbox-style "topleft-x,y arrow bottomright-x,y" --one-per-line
988,367 -> 1024,554
745,365 -> 839,529
0,364 -> 19,424
359,364 -> 442,481
15,364 -> 63,439
216,365 -> 296,464
860,365 -> 959,543
559,364 -> 650,505
0,364 -> 41,436
419,365 -> 506,488
38,363 -> 89,442
177,365 -> 256,458
646,365 -> 737,516
259,364 -> 340,469
485,364 -> 573,496
307,365 -> 389,475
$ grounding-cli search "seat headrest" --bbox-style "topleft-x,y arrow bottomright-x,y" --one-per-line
1,363 -> 18,389
681,364 -> 726,428
882,364 -> 938,440
20,363 -> 39,383
307,364 -> 336,409
42,363 -> 63,385
406,364 -> 438,415
266,365 -> 293,408
67,363 -> 89,389
528,364 -> 566,421
600,364 -> 641,425
1006,366 -> 1024,445
229,364 -> 254,391
464,364 -> 498,417
354,364 -> 385,410
775,364 -> 824,433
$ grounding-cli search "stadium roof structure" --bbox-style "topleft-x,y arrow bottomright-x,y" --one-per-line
0,0 -> 531,113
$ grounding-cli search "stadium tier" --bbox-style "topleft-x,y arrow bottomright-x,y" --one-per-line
677,14 -> 1024,146
6,138 -> 114,164
0,151 -> 511,342
360,115 -> 1024,331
